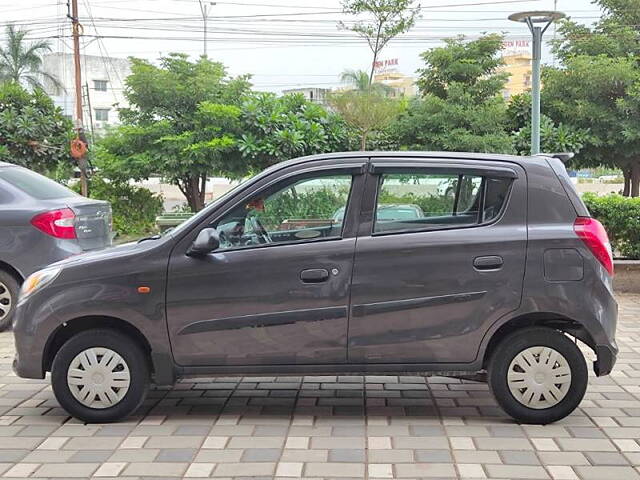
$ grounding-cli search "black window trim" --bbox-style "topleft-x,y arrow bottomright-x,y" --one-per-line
370,169 -> 514,238
204,167 -> 360,254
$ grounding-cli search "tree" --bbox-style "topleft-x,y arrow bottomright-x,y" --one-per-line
340,69 -> 394,96
340,0 -> 419,86
329,90 -> 403,150
546,0 -> 640,196
0,25 -> 61,90
0,82 -> 72,172
238,92 -> 350,172
392,34 -> 513,153
96,54 -> 251,212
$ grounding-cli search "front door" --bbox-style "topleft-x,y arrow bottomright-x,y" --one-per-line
166,168 -> 362,366
348,159 -> 527,364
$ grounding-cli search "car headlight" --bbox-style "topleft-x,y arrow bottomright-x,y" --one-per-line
18,267 -> 62,305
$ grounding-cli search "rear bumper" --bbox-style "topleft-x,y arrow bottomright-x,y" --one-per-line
594,343 -> 618,377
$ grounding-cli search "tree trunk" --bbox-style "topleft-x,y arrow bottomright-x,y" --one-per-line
178,176 -> 205,212
623,167 -> 631,197
360,131 -> 368,151
631,162 -> 640,198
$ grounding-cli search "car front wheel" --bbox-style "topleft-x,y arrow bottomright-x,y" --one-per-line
0,270 -> 18,331
51,329 -> 149,423
488,327 -> 588,424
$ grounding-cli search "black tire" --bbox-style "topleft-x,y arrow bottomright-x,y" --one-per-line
488,327 -> 588,424
0,270 -> 19,332
51,329 -> 150,423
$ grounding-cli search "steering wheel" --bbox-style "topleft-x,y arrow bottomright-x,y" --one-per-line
250,216 -> 272,244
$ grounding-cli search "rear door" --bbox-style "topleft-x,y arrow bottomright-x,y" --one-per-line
348,158 -> 527,364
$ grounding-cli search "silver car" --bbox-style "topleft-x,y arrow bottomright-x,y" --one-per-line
0,162 -> 112,329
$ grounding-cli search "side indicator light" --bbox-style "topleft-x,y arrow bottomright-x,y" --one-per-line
137,286 -> 151,294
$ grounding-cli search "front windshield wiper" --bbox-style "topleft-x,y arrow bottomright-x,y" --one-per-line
138,234 -> 161,243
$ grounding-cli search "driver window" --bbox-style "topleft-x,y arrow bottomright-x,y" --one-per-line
214,174 -> 353,250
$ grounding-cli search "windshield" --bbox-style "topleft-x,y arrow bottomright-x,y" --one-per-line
0,167 -> 78,200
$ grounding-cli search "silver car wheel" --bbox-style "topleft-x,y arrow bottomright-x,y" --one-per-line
67,347 -> 131,409
507,346 -> 572,409
0,281 -> 12,321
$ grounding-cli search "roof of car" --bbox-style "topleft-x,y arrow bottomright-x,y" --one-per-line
271,151 -> 545,171
0,161 -> 14,168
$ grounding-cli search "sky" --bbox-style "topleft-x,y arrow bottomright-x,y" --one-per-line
2,0 -> 603,93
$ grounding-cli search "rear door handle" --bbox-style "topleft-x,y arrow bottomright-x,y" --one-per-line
473,256 -> 504,270
300,268 -> 329,283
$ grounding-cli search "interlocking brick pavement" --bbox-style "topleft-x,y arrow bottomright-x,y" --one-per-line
0,295 -> 637,479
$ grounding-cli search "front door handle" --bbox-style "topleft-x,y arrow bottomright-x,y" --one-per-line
473,256 -> 504,271
300,268 -> 329,283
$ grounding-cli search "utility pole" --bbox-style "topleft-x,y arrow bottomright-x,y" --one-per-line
198,1 -> 216,57
509,10 -> 565,155
68,0 -> 89,196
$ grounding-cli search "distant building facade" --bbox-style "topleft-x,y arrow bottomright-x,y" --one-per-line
282,87 -> 331,106
373,71 -> 417,98
41,53 -> 131,133
498,52 -> 533,99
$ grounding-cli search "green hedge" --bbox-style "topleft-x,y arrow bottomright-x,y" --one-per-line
73,176 -> 164,237
582,193 -> 640,259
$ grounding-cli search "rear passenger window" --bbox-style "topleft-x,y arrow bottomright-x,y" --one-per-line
374,172 -> 511,234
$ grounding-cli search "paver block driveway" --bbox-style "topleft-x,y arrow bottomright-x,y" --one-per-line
0,295 -> 638,479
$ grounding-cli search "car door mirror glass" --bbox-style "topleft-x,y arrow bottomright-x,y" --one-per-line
188,228 -> 220,256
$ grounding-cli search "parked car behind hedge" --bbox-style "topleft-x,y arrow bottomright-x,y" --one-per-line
582,193 -> 640,259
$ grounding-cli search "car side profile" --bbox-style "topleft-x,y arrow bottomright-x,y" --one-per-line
12,152 -> 617,424
0,162 -> 112,330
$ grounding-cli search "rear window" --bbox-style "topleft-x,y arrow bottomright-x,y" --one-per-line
0,167 -> 78,200
374,171 -> 513,234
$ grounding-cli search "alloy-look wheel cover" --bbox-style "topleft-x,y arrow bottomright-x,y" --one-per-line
67,347 -> 131,409
0,281 -> 12,321
507,346 -> 572,409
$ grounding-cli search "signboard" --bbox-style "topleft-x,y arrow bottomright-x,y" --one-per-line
374,58 -> 399,73
502,39 -> 531,55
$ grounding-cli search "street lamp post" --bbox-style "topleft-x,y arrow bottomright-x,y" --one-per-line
508,11 -> 565,155
198,1 -> 216,57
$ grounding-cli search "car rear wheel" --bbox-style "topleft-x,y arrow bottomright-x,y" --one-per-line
0,271 -> 19,331
51,329 -> 149,423
488,327 -> 588,424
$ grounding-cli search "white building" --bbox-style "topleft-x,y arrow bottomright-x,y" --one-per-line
282,87 -> 331,106
41,53 -> 131,134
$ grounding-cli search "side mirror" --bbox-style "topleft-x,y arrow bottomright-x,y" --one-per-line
187,228 -> 220,256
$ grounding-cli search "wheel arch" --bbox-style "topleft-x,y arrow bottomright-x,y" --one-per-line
481,312 -> 596,370
0,260 -> 24,284
43,315 -> 153,376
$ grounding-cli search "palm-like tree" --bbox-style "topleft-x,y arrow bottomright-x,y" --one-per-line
0,24 -> 61,90
340,69 -> 394,96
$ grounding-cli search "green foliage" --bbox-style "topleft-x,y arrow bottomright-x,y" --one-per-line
545,0 -> 640,195
512,116 -> 590,157
582,193 -> 640,259
95,54 -> 251,211
73,176 -> 163,237
238,92 -> 350,173
392,90 -> 514,153
329,90 -> 404,150
0,82 -> 73,172
0,25 -> 61,90
340,69 -> 394,96
258,187 -> 347,230
378,189 -> 452,216
417,34 -> 509,101
392,34 -> 513,154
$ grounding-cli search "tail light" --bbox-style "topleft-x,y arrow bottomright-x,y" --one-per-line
31,208 -> 77,239
573,217 -> 614,276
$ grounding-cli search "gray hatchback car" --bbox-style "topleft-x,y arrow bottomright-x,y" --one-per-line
13,152 -> 617,424
0,162 -> 112,330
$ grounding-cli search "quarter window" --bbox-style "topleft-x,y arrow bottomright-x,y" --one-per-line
215,174 -> 353,250
374,171 -> 511,234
